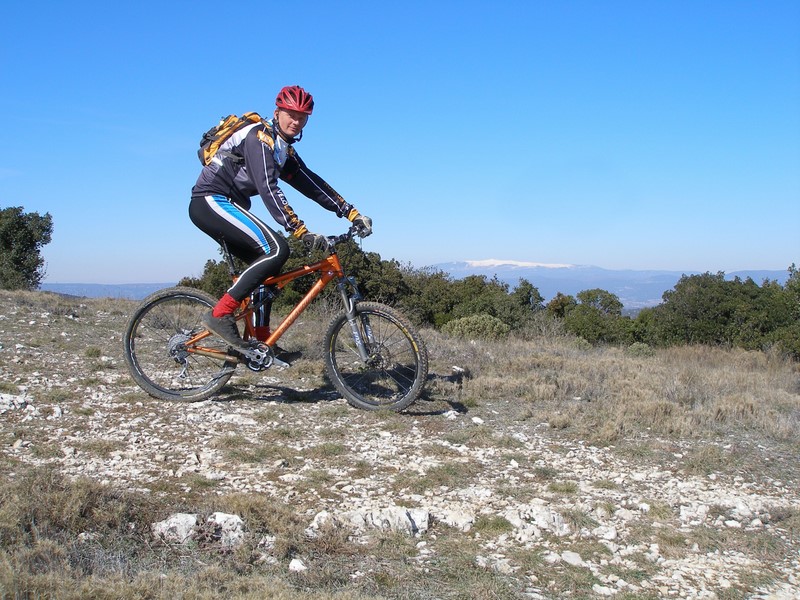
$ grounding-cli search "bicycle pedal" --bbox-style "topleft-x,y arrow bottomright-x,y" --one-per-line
237,343 -> 270,370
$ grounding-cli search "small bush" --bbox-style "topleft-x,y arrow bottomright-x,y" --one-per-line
626,342 -> 655,357
441,313 -> 510,340
473,514 -> 514,535
571,337 -> 592,351
548,481 -> 579,495
0,382 -> 18,393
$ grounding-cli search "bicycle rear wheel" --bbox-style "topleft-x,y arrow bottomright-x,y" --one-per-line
123,286 -> 236,402
324,302 -> 428,411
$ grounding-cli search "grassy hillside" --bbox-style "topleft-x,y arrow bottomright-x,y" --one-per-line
0,290 -> 798,599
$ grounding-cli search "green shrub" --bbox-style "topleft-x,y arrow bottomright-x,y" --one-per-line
563,300 -> 634,345
0,207 -> 53,290
770,321 -> 800,360
637,270 -> 799,354
442,313 -> 510,340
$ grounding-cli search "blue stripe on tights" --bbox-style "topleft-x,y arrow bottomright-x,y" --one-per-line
212,195 -> 270,250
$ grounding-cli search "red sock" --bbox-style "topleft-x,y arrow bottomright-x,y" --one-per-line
212,293 -> 240,318
254,326 -> 271,342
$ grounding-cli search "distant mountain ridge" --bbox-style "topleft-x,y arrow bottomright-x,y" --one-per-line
429,261 -> 790,309
40,264 -> 790,308
41,283 -> 175,300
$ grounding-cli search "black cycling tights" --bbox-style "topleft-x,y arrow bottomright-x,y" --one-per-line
189,195 -> 290,303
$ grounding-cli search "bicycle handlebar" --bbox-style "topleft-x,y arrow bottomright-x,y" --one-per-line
327,225 -> 369,248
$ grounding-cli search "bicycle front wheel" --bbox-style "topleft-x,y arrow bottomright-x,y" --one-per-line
324,302 -> 428,411
123,286 -> 236,402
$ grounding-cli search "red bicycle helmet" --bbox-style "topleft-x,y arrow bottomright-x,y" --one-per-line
275,85 -> 314,115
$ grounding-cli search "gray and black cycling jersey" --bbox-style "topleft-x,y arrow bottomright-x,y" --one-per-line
191,121 -> 356,238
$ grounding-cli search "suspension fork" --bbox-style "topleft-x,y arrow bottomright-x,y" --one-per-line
337,276 -> 372,362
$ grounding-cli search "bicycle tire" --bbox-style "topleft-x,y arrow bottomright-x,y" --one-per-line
123,286 -> 237,402
324,302 -> 428,411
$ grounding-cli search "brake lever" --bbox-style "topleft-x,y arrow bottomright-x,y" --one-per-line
325,226 -> 364,250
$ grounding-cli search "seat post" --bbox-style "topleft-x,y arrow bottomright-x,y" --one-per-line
220,239 -> 238,277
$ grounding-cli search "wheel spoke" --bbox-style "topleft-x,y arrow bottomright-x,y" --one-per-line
124,288 -> 236,401
325,303 -> 427,411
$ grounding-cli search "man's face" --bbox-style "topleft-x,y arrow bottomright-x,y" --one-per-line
275,108 -> 309,139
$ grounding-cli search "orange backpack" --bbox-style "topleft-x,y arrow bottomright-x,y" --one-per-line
197,112 -> 268,165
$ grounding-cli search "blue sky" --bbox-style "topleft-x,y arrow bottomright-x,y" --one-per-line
1,1 -> 798,284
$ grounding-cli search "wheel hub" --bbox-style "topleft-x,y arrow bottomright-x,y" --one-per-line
366,344 -> 391,369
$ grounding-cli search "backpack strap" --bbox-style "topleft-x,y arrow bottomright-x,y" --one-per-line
215,150 -> 244,164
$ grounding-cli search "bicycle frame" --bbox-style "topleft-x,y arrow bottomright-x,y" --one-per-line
186,252 -> 349,362
244,253 -> 346,345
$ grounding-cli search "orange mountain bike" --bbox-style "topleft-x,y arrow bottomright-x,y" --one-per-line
123,228 -> 428,411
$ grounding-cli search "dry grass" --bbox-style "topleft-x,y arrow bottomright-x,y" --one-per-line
426,328 -> 800,449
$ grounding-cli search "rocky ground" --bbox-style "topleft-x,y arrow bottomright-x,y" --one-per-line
0,291 -> 798,599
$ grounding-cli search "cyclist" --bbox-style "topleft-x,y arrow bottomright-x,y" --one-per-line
189,85 -> 372,349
